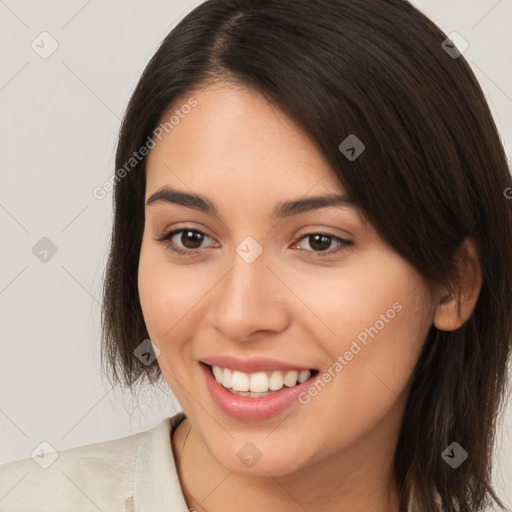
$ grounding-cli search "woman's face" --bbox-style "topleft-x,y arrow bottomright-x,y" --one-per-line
138,83 -> 436,477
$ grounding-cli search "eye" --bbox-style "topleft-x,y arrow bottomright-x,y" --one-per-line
156,228 -> 353,258
293,232 -> 353,256
156,228 -> 218,255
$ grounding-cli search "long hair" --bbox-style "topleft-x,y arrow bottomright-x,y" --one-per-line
101,1 -> 512,510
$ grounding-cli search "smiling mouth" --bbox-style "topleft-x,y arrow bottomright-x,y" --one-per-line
203,363 -> 319,397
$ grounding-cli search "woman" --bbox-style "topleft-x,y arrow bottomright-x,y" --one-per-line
1,0 -> 511,511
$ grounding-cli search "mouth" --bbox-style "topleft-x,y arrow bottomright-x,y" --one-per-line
203,363 -> 319,397
199,361 -> 320,421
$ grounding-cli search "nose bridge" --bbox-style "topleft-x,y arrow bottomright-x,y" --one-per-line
211,238 -> 289,340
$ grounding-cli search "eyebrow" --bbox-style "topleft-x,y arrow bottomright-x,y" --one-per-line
146,186 -> 356,218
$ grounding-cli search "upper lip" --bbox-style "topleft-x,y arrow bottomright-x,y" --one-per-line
200,355 -> 315,374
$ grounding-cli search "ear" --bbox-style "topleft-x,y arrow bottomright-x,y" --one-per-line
433,237 -> 482,331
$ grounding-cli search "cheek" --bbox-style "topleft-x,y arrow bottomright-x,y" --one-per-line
137,242 -> 223,366
137,246 -> 208,400
292,253 -> 429,354
138,244 -> 197,344
287,261 -> 431,441
283,258 -> 426,356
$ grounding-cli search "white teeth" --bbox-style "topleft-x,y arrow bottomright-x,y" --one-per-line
283,370 -> 298,387
223,368 -> 233,388
231,371 -> 249,392
249,372 -> 269,392
269,371 -> 284,391
212,365 -> 223,383
298,370 -> 310,383
211,365 -> 312,393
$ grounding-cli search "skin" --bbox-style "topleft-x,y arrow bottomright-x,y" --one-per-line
138,82 -> 482,512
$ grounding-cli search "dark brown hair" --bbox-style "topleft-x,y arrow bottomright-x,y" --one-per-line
101,1 -> 512,510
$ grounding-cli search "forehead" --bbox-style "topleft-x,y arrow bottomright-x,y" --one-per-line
145,83 -> 345,196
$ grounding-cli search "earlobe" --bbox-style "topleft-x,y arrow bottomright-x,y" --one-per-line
433,237 -> 483,331
434,298 -> 464,331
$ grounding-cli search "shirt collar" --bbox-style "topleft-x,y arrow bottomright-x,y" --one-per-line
130,412 -> 189,511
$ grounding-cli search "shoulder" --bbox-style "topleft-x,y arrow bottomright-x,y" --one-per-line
0,413 -> 187,512
0,427 -> 146,512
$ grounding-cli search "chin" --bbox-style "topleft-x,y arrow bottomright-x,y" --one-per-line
207,438 -> 316,478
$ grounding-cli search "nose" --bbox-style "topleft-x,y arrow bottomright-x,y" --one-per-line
210,246 -> 290,343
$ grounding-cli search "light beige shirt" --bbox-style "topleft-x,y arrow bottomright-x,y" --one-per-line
0,412 -> 190,512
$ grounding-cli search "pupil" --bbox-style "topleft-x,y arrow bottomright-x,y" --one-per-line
310,234 -> 330,251
182,231 -> 203,249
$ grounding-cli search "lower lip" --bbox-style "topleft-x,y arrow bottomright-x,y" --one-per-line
200,363 -> 318,422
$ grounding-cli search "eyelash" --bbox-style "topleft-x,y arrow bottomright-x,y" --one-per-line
156,228 -> 353,257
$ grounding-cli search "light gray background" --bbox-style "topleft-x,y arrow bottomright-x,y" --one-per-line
1,0 -> 511,505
